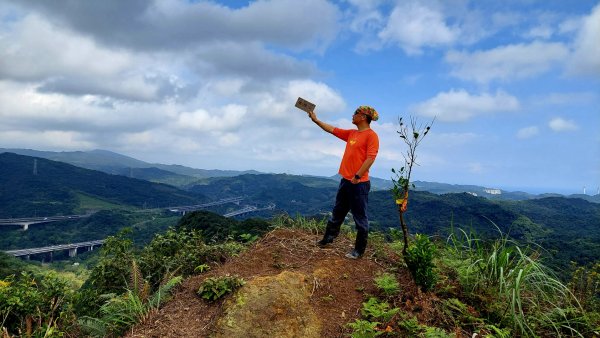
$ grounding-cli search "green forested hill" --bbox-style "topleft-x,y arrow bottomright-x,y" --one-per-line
369,191 -> 600,272
0,153 -> 207,218
189,173 -> 339,215
368,191 -> 521,236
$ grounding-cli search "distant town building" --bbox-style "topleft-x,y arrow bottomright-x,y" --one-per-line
484,188 -> 502,195
466,192 -> 478,196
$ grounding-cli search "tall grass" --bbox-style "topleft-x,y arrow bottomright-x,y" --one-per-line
445,223 -> 586,337
271,214 -> 326,234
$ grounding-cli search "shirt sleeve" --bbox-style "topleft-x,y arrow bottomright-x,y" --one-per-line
367,132 -> 379,159
332,128 -> 352,142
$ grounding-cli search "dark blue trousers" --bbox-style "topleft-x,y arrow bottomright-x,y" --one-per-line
324,179 -> 371,254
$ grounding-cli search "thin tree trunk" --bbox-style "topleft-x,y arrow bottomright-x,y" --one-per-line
398,206 -> 409,255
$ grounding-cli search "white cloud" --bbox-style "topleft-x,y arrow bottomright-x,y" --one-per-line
8,0 -> 340,52
491,11 -> 523,29
0,130 -> 94,150
0,73 -> 348,173
192,42 -> 317,80
284,80 -> 346,114
558,17 -> 581,35
0,14 -> 185,102
567,3 -> 600,77
523,25 -> 553,39
0,15 -> 132,81
172,104 -> 247,133
517,126 -> 539,139
532,92 -> 597,106
411,89 -> 520,122
0,4 -> 331,102
549,118 -> 578,132
378,2 -> 459,55
445,41 -> 569,83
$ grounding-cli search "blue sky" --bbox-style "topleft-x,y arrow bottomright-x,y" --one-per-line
0,0 -> 598,194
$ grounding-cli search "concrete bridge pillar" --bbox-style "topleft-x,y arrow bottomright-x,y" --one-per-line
25,255 -> 30,260
69,248 -> 77,257
22,223 -> 31,231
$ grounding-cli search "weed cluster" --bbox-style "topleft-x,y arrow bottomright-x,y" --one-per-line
374,272 -> 401,297
197,275 -> 245,302
405,234 -> 438,291
348,273 -> 457,337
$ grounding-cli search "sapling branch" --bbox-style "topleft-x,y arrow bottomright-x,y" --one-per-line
392,116 -> 435,254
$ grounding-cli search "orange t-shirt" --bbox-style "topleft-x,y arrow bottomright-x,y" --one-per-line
333,128 -> 379,182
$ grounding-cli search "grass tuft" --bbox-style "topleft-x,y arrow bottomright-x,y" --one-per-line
445,223 -> 586,337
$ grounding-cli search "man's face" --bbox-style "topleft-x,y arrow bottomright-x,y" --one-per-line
352,112 -> 365,125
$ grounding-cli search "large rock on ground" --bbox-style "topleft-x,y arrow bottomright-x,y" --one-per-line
214,271 -> 321,338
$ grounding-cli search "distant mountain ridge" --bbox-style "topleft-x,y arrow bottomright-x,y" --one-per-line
2,148 -> 598,203
0,148 -> 260,183
0,152 -> 206,218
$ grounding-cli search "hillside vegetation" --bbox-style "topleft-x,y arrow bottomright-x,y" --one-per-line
1,212 -> 598,337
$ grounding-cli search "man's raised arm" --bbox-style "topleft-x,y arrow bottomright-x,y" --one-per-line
307,111 -> 335,134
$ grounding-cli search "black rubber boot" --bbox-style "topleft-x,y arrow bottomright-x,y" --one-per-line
354,229 -> 368,255
345,249 -> 362,259
316,235 -> 335,247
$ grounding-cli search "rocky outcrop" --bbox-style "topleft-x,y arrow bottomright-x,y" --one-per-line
214,270 -> 321,338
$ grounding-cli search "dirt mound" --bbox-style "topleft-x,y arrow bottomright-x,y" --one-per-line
126,228 -> 419,338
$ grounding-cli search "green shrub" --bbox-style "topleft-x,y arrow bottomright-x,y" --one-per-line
405,233 -> 438,291
361,297 -> 400,323
374,272 -> 400,297
346,319 -> 383,338
140,227 -> 246,289
568,262 -> 600,314
197,275 -> 245,302
0,272 -> 73,337
74,229 -> 135,317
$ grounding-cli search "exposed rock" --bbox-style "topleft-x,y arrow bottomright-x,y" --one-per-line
214,270 -> 321,338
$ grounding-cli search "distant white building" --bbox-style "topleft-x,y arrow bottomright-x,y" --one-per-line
484,188 -> 502,195
466,192 -> 478,196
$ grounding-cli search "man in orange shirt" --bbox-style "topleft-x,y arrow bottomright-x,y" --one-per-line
307,106 -> 379,259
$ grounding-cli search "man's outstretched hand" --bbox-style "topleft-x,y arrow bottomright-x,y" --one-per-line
307,110 -> 335,134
